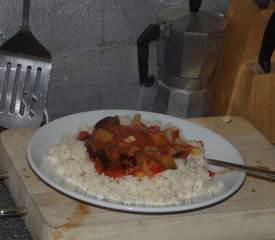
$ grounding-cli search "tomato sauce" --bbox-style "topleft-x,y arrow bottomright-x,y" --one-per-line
77,115 -> 199,178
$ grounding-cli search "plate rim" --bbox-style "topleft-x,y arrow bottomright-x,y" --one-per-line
27,109 -> 246,213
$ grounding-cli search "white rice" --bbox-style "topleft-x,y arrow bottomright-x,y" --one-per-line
42,116 -> 224,207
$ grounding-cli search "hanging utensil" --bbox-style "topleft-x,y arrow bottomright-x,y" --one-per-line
258,10 -> 275,73
254,0 -> 270,9
0,0 -> 52,128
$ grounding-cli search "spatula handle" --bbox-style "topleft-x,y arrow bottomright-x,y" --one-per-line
21,0 -> 30,31
189,0 -> 202,12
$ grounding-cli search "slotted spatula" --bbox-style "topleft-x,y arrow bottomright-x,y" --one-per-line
0,0 -> 52,128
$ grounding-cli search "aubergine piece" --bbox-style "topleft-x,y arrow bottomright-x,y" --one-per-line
94,148 -> 111,170
94,116 -> 120,131
85,143 -> 96,158
172,152 -> 183,158
119,154 -> 136,170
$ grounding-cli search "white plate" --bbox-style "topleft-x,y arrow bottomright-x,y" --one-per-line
27,109 -> 245,213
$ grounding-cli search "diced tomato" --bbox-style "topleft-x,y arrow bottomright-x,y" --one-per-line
92,158 -> 103,174
118,125 -> 133,138
132,131 -> 147,146
148,160 -> 165,174
81,115 -> 206,179
146,126 -> 161,135
172,130 -> 180,141
77,131 -> 89,141
141,159 -> 165,177
103,169 -> 126,178
209,170 -> 215,177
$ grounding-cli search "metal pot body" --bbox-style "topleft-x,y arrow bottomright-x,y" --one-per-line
137,5 -> 229,118
157,7 -> 229,89
152,81 -> 212,118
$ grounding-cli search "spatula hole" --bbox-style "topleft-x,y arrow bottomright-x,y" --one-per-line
0,62 -> 11,113
30,67 -> 41,115
10,64 -> 23,114
29,94 -> 37,118
33,67 -> 41,95
30,109 -> 34,118
19,66 -> 32,116
19,92 -> 26,116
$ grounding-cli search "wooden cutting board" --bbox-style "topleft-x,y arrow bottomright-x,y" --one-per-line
1,116 -> 275,240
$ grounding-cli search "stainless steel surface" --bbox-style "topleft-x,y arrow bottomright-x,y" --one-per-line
0,207 -> 27,218
141,4 -> 229,119
0,0 -> 52,128
207,158 -> 275,180
157,6 -> 229,85
152,80 -> 211,117
159,68 -> 211,90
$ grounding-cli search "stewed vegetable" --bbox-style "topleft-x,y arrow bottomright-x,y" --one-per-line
77,114 -> 200,178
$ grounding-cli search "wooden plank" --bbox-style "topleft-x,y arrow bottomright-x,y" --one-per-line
249,71 -> 275,142
226,64 -> 275,142
211,0 -> 259,116
210,0 -> 275,142
1,117 -> 275,240
211,0 -> 275,113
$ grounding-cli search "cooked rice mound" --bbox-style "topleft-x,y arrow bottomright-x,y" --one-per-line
42,116 -> 224,207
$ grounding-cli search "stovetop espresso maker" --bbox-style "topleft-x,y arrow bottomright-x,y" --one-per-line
137,0 -> 229,117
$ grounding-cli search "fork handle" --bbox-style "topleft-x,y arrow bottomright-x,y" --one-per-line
207,158 -> 275,180
21,0 -> 31,31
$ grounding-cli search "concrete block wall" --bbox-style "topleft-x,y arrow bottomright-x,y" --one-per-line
0,0 -> 229,120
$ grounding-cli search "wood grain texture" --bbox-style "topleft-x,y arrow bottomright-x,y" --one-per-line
210,0 -> 275,142
225,63 -> 275,142
0,116 -> 275,240
211,0 -> 257,115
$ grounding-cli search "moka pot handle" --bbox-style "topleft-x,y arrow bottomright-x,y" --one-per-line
137,24 -> 160,87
